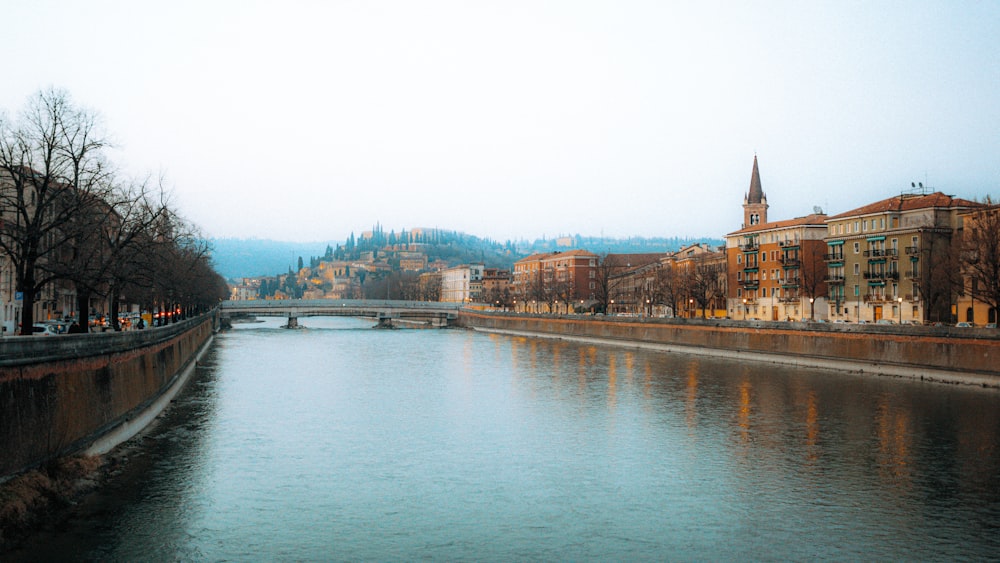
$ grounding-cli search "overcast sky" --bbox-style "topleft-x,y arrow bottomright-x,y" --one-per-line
3,1 -> 998,243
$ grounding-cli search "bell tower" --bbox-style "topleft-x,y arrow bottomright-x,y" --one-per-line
743,155 -> 768,228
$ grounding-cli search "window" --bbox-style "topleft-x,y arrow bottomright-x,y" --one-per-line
737,271 -> 743,281
855,221 -> 860,232
854,263 -> 860,275
854,284 -> 859,296
737,254 -> 742,264
762,253 -> 767,263
763,271 -> 768,280
854,242 -> 860,253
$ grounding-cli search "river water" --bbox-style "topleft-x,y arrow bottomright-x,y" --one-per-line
10,316 -> 1000,560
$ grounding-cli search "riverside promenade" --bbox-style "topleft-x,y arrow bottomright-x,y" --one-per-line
457,311 -> 1000,388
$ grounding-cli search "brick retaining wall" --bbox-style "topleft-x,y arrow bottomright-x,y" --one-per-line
0,315 -> 215,479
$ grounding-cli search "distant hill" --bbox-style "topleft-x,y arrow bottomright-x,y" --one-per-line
210,232 -> 725,280
209,238 -> 339,279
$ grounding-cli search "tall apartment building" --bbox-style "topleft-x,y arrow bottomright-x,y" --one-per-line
824,191 -> 982,323
725,156 -> 829,320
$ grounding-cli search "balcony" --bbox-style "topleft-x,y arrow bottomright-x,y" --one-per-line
904,270 -> 920,280
778,296 -> 801,303
742,281 -> 759,290
863,249 -> 886,258
824,275 -> 845,284
863,271 -> 900,281
823,253 -> 845,262
905,246 -> 920,256
778,240 -> 800,248
739,241 -> 758,252
781,280 -> 800,288
864,294 -> 889,303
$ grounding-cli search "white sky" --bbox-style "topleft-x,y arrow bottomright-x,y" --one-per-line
3,1 -> 998,242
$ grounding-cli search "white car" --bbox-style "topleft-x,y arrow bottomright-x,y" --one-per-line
31,323 -> 61,336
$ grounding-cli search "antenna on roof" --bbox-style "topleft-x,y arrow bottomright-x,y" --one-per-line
813,206 -> 823,214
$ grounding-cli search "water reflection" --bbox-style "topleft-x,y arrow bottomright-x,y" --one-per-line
9,322 -> 1000,561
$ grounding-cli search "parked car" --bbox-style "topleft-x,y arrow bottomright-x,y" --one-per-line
955,322 -> 974,328
876,319 -> 895,325
30,323 -> 61,336
986,323 -> 998,329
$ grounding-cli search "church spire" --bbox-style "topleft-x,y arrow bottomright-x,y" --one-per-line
742,155 -> 769,228
747,154 -> 764,204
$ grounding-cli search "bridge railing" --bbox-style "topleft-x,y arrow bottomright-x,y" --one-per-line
220,299 -> 463,312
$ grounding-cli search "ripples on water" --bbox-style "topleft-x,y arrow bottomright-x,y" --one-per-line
10,317 -> 1000,561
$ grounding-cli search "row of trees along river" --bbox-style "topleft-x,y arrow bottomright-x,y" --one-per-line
0,89 -> 228,335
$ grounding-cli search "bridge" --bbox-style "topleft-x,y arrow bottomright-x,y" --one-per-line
219,299 -> 463,329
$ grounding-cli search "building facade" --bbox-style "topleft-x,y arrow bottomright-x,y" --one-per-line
725,156 -> 829,321
823,191 -> 982,323
440,263 -> 484,303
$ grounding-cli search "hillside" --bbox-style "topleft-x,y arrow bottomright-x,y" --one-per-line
211,230 -> 724,280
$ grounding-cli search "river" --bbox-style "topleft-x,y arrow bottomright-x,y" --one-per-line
10,316 -> 1000,560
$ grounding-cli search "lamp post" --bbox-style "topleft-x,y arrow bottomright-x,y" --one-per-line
809,297 -> 815,321
610,299 -> 614,316
689,298 -> 694,318
743,298 -> 748,320
898,296 -> 903,324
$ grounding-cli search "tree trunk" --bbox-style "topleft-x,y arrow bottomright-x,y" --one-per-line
18,286 -> 36,336
76,290 -> 91,333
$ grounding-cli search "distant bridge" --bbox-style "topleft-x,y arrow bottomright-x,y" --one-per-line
219,299 -> 462,328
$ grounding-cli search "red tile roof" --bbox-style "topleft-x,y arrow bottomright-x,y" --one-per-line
827,192 -> 983,220
727,213 -> 828,236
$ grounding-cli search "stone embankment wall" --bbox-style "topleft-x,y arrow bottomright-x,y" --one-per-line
0,315 -> 215,479
457,312 -> 1000,388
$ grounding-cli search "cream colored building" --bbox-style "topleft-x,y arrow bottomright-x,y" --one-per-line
440,263 -> 484,303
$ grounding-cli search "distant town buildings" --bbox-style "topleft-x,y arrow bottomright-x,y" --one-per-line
226,156 -> 996,327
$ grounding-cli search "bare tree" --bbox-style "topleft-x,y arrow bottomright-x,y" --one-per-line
653,262 -> 680,318
593,254 -> 625,315
960,200 -> 1000,324
0,88 -> 111,334
799,244 -> 828,320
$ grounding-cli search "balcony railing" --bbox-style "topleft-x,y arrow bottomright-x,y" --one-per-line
824,275 -> 845,284
863,271 -> 900,281
905,246 -> 920,256
778,296 -> 800,303
780,258 -> 801,267
863,249 -> 886,257
824,253 -> 845,262
904,271 -> 920,279
739,242 -> 758,251
781,280 -> 800,288
864,294 -> 889,303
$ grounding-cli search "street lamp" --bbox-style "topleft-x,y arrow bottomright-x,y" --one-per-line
610,299 -> 614,316
743,298 -> 748,320
898,296 -> 903,324
809,297 -> 815,321
689,298 -> 694,318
